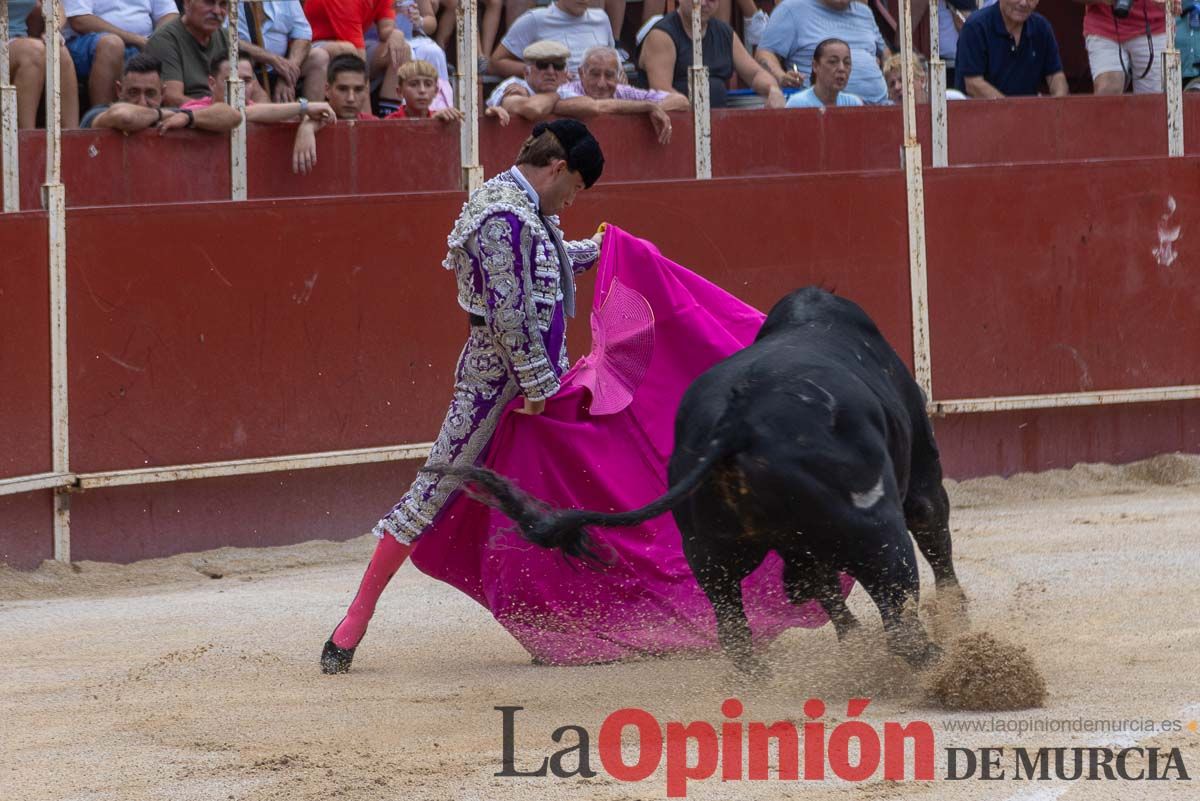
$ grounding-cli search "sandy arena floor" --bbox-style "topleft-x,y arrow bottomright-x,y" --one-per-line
3,455 -> 1199,800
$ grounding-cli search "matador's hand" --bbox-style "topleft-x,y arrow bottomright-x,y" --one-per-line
516,397 -> 546,415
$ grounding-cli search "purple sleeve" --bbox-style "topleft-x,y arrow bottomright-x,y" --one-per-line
477,212 -> 561,401
566,237 -> 600,274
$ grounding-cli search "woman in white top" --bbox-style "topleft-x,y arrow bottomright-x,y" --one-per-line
785,37 -> 864,108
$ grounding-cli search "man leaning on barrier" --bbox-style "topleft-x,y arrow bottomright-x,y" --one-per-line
555,45 -> 689,145
80,52 -> 241,132
323,53 -> 378,120
177,54 -> 337,173
484,39 -> 571,123
64,0 -> 178,108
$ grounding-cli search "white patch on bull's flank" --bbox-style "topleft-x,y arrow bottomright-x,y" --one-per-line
851,475 -> 885,508
1152,195 -> 1180,267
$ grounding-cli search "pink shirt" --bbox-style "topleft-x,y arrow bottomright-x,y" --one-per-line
180,96 -> 256,110
556,81 -> 668,103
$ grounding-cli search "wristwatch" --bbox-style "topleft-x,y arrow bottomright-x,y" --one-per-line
299,97 -> 309,116
155,107 -> 163,123
181,108 -> 195,128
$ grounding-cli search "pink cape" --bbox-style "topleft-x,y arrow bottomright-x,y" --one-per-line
410,227 -> 838,665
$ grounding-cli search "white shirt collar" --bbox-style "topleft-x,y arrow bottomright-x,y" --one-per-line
509,166 -> 541,212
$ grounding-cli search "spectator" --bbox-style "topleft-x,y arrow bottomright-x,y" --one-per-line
929,0 -> 995,86
881,52 -> 968,102
324,53 -> 378,119
304,0 -> 412,110
555,45 -> 688,144
64,0 -> 178,107
492,0 -> 615,77
145,0 -> 228,106
388,0 -> 449,79
378,52 -> 455,116
741,0 -> 769,50
756,0 -> 891,104
431,0 -> 461,52
480,0 -> 505,64
80,51 -> 241,131
1076,0 -> 1179,94
181,53 -> 337,173
382,58 -> 464,119
235,0 -> 327,102
485,39 -> 570,122
955,0 -> 1068,97
1180,1 -> 1200,89
5,0 -> 82,127
365,1 -> 451,114
785,37 -> 864,106
638,0 -> 785,109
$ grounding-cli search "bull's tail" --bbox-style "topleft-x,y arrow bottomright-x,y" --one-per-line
429,385 -> 750,565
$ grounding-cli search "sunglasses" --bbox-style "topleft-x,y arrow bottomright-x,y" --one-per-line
533,60 -> 567,71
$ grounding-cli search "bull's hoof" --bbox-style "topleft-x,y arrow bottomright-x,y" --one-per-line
905,641 -> 943,670
732,654 -> 772,682
320,639 -> 356,674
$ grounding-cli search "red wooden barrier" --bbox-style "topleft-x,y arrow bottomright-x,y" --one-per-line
0,213 -> 51,480
3,96 -> 1199,210
2,158 -> 1198,567
925,158 -> 1200,398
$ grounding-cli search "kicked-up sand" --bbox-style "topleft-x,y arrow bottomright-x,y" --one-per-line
2,454 -> 1199,800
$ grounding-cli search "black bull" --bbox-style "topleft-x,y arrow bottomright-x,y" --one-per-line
438,287 -> 966,673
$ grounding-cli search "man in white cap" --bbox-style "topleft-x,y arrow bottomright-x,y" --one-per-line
485,39 -> 572,122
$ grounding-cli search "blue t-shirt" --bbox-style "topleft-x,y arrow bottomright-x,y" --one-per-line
785,87 -> 864,108
758,0 -> 888,104
954,3 -> 1063,96
6,0 -> 38,37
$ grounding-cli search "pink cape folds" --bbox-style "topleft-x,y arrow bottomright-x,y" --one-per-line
410,226 -> 835,665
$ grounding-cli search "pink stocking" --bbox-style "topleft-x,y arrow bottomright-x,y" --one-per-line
331,535 -> 412,649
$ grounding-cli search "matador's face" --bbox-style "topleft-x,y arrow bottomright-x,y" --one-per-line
539,161 -> 586,215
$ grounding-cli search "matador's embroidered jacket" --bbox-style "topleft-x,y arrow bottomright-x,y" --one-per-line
373,169 -> 599,544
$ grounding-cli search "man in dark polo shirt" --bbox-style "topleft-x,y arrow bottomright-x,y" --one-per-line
146,0 -> 229,107
955,0 -> 1068,98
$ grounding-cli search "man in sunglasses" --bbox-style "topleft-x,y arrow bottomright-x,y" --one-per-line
485,40 -> 571,122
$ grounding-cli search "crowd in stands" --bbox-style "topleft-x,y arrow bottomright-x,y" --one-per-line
0,0 -> 1192,168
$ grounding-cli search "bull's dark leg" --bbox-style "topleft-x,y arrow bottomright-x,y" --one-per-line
904,483 -> 970,634
904,484 -> 961,590
782,558 -> 859,641
674,485 -> 769,675
693,563 -> 765,675
847,516 -> 940,669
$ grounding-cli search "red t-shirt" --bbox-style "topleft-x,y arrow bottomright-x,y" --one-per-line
1083,0 -> 1165,42
307,0 -> 395,49
383,106 -> 431,119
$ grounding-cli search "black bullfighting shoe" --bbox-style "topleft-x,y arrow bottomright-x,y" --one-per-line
320,638 -> 356,674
